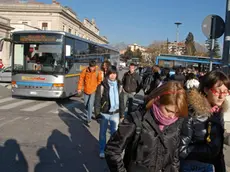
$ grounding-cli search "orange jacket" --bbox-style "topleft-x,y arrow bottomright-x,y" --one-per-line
78,66 -> 103,95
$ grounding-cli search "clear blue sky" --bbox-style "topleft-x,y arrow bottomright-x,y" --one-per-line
38,0 -> 226,46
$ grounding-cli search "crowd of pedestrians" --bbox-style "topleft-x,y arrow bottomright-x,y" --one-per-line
77,60 -> 230,172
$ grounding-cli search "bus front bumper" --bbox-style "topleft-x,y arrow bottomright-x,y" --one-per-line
12,88 -> 65,98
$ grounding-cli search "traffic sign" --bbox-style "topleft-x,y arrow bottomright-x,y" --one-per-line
202,15 -> 225,39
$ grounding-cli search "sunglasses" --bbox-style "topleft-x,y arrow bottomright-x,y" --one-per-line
210,88 -> 230,96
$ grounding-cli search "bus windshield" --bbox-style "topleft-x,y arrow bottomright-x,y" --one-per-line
13,43 -> 64,74
12,33 -> 64,74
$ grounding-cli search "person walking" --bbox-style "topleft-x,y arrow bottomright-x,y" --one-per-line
77,60 -> 102,124
94,66 -> 124,159
180,70 -> 230,172
122,63 -> 141,115
105,81 -> 188,172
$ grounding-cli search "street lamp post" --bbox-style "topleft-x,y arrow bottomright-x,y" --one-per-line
175,22 -> 182,54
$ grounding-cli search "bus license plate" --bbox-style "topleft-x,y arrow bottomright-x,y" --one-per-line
30,91 -> 37,95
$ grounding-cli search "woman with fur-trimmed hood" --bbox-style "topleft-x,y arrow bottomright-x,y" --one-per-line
180,70 -> 230,172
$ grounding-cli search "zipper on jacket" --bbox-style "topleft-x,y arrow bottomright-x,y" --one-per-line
206,122 -> 212,143
102,101 -> 107,108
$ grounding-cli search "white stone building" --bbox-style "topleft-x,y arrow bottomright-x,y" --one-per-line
0,0 -> 108,44
128,43 -> 152,63
0,0 -> 109,66
129,43 -> 146,52
0,16 -> 14,66
168,42 -> 186,55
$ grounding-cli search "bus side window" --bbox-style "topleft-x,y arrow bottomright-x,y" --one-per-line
65,37 -> 75,74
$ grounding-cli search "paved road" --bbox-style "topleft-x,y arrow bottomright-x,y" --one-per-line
0,86 -> 111,172
0,68 -> 230,172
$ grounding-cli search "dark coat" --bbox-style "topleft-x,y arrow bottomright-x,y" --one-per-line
170,74 -> 185,84
94,79 -> 125,118
105,109 -> 183,172
180,89 -> 226,172
122,71 -> 141,93
142,72 -> 162,95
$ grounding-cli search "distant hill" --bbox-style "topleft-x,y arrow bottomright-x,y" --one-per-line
110,42 -> 128,51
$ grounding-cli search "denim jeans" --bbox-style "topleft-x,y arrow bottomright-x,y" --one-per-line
99,113 -> 120,154
84,92 -> 95,122
124,92 -> 135,116
180,160 -> 215,172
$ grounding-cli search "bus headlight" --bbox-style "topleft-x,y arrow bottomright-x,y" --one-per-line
52,83 -> 64,90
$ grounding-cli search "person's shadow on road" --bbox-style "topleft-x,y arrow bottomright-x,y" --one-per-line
0,139 -> 28,172
35,106 -> 109,172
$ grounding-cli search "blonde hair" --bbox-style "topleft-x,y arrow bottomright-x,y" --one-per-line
146,81 -> 188,117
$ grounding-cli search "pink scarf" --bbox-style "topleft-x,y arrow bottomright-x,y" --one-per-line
210,105 -> 221,113
152,104 -> 178,131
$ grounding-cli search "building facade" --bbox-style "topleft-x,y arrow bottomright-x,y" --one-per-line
129,43 -> 146,52
0,0 -> 109,66
168,42 -> 186,55
0,0 -> 108,44
128,43 -> 152,63
0,16 -> 13,66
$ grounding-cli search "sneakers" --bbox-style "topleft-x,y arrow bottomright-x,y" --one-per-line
99,153 -> 105,159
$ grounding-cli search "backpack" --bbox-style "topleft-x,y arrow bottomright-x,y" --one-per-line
124,104 -> 146,170
141,74 -> 154,93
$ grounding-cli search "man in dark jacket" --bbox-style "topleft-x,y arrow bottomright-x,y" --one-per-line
94,66 -> 124,159
170,67 -> 185,84
122,63 -> 141,116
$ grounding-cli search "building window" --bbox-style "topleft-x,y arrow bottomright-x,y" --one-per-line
63,25 -> 65,31
69,28 -> 72,33
22,22 -> 28,25
42,22 -> 48,30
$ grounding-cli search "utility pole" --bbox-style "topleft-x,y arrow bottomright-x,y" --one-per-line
209,16 -> 217,71
166,38 -> 169,54
175,22 -> 182,55
222,0 -> 230,74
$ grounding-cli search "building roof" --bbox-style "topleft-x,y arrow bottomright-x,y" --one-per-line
0,0 -> 44,4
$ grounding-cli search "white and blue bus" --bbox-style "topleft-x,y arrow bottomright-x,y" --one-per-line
156,54 -> 222,71
11,31 -> 119,98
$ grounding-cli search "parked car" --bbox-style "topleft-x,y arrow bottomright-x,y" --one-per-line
0,65 -> 23,83
0,66 -> 12,82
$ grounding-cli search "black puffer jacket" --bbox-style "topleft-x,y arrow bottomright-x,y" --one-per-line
180,89 -> 226,172
105,109 -> 183,172
94,79 -> 124,118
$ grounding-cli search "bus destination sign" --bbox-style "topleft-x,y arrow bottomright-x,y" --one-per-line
19,35 -> 62,42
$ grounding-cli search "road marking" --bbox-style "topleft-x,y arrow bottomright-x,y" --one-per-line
0,117 -> 5,121
0,97 -> 15,104
24,117 -> 30,120
0,117 -> 22,128
83,164 -> 89,172
21,101 -> 55,112
50,101 -> 81,114
0,99 -> 35,110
